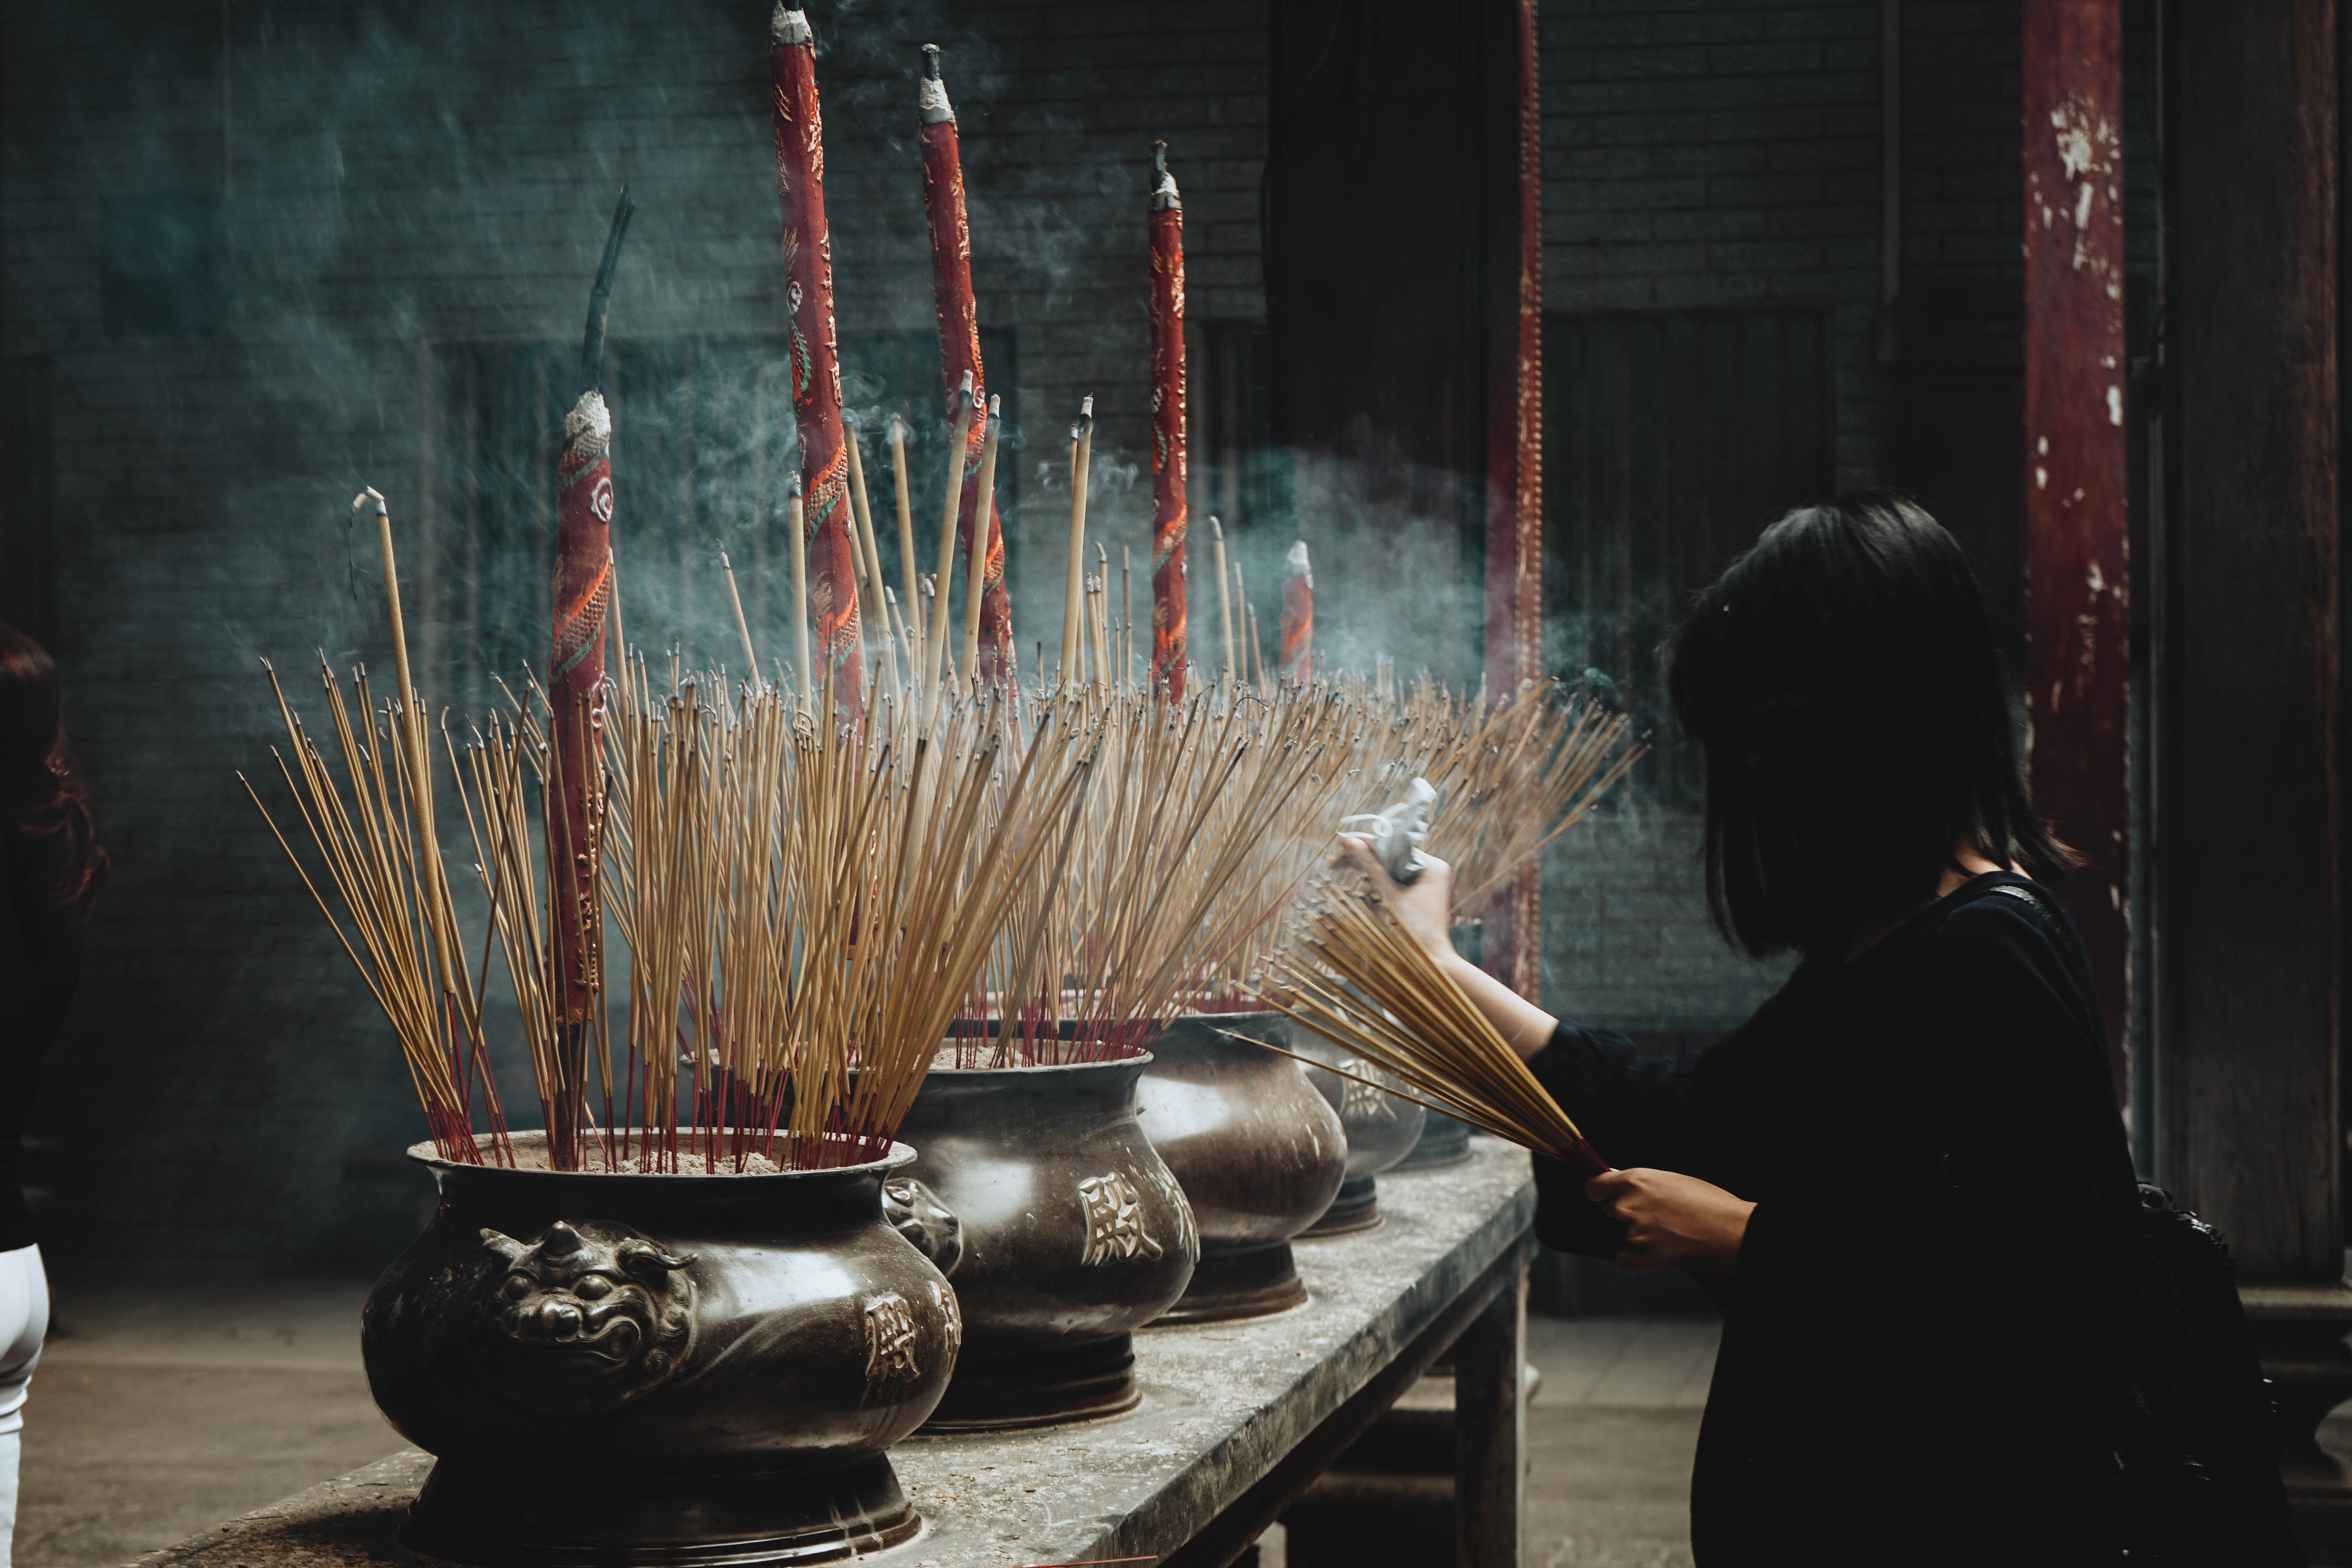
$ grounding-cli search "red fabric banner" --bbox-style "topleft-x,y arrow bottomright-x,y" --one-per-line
1147,148 -> 1187,698
918,52 -> 1013,684
771,6 -> 864,721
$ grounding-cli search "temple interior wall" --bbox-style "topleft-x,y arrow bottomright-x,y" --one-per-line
1,0 -> 2098,1260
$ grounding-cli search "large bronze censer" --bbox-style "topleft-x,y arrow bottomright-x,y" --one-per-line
898,1052 -> 1196,1429
1136,1012 -> 1347,1322
363,1132 -> 964,1566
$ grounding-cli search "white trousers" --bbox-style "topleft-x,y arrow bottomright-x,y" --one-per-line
0,1245 -> 48,1568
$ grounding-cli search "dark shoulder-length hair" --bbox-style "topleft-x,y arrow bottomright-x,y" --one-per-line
1664,492 -> 2073,959
0,622 -> 109,926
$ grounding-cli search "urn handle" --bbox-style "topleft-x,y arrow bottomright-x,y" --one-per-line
883,1177 -> 965,1278
468,1219 -> 699,1415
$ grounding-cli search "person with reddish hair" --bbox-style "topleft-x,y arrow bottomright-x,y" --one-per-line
0,622 -> 105,1566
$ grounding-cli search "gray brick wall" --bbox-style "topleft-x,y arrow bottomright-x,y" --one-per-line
1540,0 -> 1890,489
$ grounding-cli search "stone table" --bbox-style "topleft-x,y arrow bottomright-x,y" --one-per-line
136,1139 -> 1535,1568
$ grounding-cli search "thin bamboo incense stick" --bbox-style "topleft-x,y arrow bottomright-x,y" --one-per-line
961,394 -> 1002,681
787,476 -> 813,704
1121,545 -> 1133,690
1210,514 -> 1234,695
1061,397 -> 1094,685
719,544 -> 759,686
927,372 -> 976,697
889,414 -> 922,672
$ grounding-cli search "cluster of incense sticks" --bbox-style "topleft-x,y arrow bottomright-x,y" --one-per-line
960,681 -> 1372,1061
239,494 -> 505,1165
1399,681 -> 1646,913
1248,882 -> 1609,1175
247,494 -> 1099,1171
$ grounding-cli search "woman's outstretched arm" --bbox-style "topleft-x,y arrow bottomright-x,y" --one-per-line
1330,835 -> 1558,1058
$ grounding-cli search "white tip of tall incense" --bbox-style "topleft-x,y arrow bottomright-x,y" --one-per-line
770,4 -> 811,47
889,413 -> 906,442
918,44 -> 954,124
1209,515 -> 1223,541
565,391 -> 611,445
988,393 -> 1001,417
352,487 -> 387,517
1081,394 -> 1094,417
957,368 -> 974,400
1285,539 -> 1310,577
1151,140 -> 1181,212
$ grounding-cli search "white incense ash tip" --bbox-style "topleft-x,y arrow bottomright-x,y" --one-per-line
351,486 -> 387,518
987,394 -> 1001,416
565,390 -> 611,444
917,45 -> 955,124
1209,514 -> 1223,541
1150,141 -> 1181,212
1080,394 -> 1094,417
1285,539 -> 1311,578
769,4 -> 811,47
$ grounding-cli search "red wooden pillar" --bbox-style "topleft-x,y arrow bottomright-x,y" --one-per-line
1480,0 -> 1544,999
2021,0 -> 2129,1093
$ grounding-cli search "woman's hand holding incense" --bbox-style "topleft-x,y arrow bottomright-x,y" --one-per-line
1331,834 -> 1558,1060
1583,1168 -> 1754,1273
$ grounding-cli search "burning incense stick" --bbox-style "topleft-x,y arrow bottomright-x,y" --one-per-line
927,372 -> 976,698
1210,515 -> 1234,694
889,414 -> 922,672
1062,397 -> 1094,685
1147,141 -> 1188,698
1121,545 -> 1134,687
843,417 -> 900,698
918,44 -> 1015,684
1281,540 -> 1313,684
787,476 -> 813,704
719,544 -> 759,686
770,2 -> 864,721
962,394 -> 1002,682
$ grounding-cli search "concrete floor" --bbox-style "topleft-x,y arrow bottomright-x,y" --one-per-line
15,1265 -> 1712,1568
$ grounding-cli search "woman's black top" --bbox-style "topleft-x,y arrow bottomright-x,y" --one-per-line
1528,873 -> 2150,1566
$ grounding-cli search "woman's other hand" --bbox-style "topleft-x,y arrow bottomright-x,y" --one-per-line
1332,833 -> 1456,962
1584,1168 -> 1755,1273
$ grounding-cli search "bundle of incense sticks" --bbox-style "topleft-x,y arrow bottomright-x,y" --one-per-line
1245,880 -> 1609,1174
1376,679 -> 1646,914
962,679 -> 1375,1060
247,509 -> 1099,1172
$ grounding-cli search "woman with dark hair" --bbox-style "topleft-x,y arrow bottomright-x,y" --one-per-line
1338,495 -> 2292,1564
0,622 -> 105,1568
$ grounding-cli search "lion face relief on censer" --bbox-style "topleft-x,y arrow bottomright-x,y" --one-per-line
469,1220 -> 697,1415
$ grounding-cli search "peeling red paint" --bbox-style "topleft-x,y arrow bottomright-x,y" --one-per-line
2023,0 -> 2131,1096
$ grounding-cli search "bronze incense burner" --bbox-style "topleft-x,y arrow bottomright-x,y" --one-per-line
1136,1012 -> 1347,1323
363,1132 -> 961,1566
1290,1022 -> 1430,1236
898,1052 -> 1196,1429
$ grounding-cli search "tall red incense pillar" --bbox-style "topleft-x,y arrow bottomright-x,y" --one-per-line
548,389 -> 612,1165
1279,540 -> 1313,683
1147,142 -> 1188,699
1480,0 -> 1545,999
770,4 -> 864,720
2022,0 -> 2129,1093
917,47 -> 1014,684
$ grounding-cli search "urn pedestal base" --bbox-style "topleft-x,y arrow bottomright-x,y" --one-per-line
402,1453 -> 924,1567
1155,1240 -> 1308,1325
920,1335 -> 1142,1432
1301,1175 -> 1383,1238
